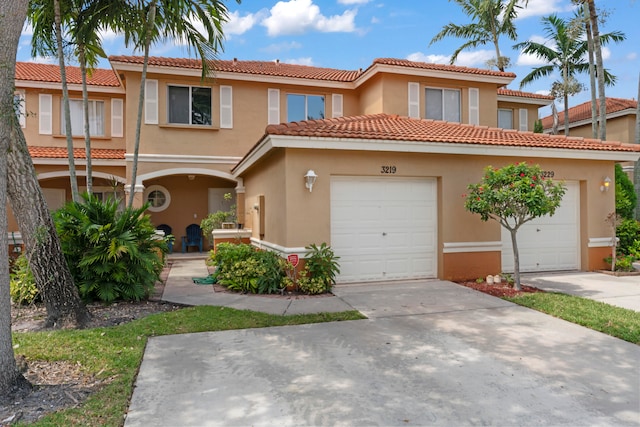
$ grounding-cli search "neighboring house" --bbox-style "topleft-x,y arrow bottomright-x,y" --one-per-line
540,97 -> 638,175
10,56 -> 640,281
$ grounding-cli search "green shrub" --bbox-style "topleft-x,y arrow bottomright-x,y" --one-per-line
200,193 -> 236,239
617,218 -> 640,256
211,243 -> 287,294
54,194 -> 167,303
298,243 -> 340,295
9,253 -> 38,305
615,164 -> 637,220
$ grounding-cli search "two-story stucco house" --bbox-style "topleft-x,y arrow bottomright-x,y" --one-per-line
10,56 -> 640,283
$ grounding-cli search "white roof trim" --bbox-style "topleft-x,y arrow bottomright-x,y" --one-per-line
234,134 -> 640,176
15,80 -> 124,94
124,153 -> 242,164
497,94 -> 553,106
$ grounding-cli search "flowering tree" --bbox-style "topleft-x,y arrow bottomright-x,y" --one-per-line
464,163 -> 566,290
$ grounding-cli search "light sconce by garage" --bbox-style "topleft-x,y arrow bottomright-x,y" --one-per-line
600,176 -> 612,192
304,169 -> 318,193
253,203 -> 260,212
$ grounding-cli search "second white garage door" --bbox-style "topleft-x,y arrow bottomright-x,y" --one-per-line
330,176 -> 437,283
501,181 -> 580,273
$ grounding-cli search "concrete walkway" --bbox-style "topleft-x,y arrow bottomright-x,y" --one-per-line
125,259 -> 640,426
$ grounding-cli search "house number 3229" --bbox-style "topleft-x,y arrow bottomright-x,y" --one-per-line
381,166 -> 397,174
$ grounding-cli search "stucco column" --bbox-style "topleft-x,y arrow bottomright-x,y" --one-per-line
124,184 -> 145,209
235,179 -> 245,228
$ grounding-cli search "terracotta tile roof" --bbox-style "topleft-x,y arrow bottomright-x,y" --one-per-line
109,55 -> 362,82
29,146 -> 125,160
16,62 -> 120,87
497,88 -> 554,100
541,97 -> 638,129
372,58 -> 516,78
265,113 -> 640,153
109,55 -> 516,82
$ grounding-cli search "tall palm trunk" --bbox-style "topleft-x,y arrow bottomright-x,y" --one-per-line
584,2 -> 597,138
79,44 -> 93,194
128,0 -> 156,208
54,0 -> 80,201
7,128 -> 91,328
562,65 -> 570,136
588,0 -> 606,140
0,0 -> 33,397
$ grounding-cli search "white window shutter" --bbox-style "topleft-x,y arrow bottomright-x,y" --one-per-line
145,79 -> 158,124
220,85 -> 233,128
111,98 -> 124,137
332,94 -> 343,118
16,91 -> 25,128
519,108 -> 528,131
39,94 -> 52,134
268,88 -> 280,125
408,82 -> 420,118
468,87 -> 479,125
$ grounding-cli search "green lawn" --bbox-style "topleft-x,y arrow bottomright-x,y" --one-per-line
12,306 -> 364,426
504,292 -> 640,344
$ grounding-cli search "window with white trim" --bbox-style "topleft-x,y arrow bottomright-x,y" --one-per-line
61,99 -> 105,136
168,85 -> 212,125
425,88 -> 460,122
498,109 -> 513,129
144,185 -> 171,212
287,94 -> 324,122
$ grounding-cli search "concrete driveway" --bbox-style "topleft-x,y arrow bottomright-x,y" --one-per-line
125,280 -> 640,426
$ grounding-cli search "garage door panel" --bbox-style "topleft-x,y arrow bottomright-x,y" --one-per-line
502,181 -> 579,273
331,177 -> 437,283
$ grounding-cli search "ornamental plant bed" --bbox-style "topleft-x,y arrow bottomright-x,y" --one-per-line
457,280 -> 546,298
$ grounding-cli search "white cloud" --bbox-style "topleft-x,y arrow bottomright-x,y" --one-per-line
601,46 -> 610,60
371,16 -> 380,24
407,52 -> 449,64
225,10 -> 260,36
22,22 -> 33,37
27,56 -> 57,64
282,57 -> 314,65
261,41 -> 302,54
262,0 -> 357,36
516,0 -> 569,19
627,52 -> 638,61
455,50 -> 495,67
535,89 -> 551,96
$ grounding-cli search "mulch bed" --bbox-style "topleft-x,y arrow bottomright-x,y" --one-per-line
457,280 -> 545,298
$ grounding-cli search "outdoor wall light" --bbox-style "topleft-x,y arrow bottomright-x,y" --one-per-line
304,169 -> 318,192
253,203 -> 260,212
600,176 -> 612,192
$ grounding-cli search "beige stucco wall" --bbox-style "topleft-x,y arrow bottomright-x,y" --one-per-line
239,144 -> 618,279
568,115 -> 635,144
497,101 -> 540,131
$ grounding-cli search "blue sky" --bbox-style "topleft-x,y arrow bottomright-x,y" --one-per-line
17,0 -> 640,118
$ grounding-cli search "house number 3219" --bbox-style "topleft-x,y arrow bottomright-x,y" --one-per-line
381,166 -> 397,174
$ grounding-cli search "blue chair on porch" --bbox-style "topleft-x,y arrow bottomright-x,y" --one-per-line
156,224 -> 173,253
182,223 -> 203,253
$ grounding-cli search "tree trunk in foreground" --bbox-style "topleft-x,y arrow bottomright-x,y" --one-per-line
0,0 -> 32,399
588,0 -> 606,140
635,72 -> 640,220
509,229 -> 522,291
7,129 -> 91,328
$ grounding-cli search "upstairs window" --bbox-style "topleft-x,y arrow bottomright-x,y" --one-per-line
498,109 -> 514,129
61,99 -> 105,136
287,94 -> 324,122
168,85 -> 211,125
425,88 -> 460,122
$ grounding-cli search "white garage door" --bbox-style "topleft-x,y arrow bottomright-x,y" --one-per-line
502,181 -> 579,273
331,176 -> 437,283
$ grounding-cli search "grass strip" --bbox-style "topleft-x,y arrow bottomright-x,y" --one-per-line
12,306 -> 364,426
504,292 -> 640,345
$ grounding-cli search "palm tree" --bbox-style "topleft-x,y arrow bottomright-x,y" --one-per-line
514,14 -> 623,136
429,0 -> 527,72
587,0 -> 607,140
29,0 -> 108,196
104,0 -> 238,208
